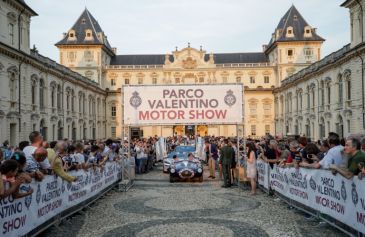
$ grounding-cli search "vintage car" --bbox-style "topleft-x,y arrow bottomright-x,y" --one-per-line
163,146 -> 196,173
169,159 -> 203,183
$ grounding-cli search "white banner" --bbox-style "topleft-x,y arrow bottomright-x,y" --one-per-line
123,84 -> 243,125
268,165 -> 365,234
256,159 -> 270,190
1,162 -> 121,237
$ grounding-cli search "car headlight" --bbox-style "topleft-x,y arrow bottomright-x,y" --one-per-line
197,168 -> 202,173
171,169 -> 175,173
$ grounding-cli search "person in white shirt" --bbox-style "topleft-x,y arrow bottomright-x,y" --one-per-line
23,131 -> 51,175
300,133 -> 344,169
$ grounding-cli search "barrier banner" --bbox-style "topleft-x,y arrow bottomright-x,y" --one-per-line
268,165 -> 365,234
1,162 -> 121,237
123,84 -> 244,125
256,159 -> 269,190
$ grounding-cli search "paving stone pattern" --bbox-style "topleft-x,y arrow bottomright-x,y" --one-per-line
39,164 -> 347,237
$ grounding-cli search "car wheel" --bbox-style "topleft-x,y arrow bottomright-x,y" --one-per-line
170,176 -> 175,183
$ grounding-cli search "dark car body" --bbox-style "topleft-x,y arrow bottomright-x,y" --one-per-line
169,159 -> 203,182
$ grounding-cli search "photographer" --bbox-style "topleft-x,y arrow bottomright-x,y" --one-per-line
52,141 -> 77,182
300,133 -> 343,169
262,140 -> 280,168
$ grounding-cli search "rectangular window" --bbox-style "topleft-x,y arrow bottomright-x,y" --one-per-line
250,76 -> 255,84
138,78 -> 143,84
223,77 -> 228,83
125,78 -> 130,84
263,104 -> 271,115
199,77 -> 204,83
287,49 -> 294,57
327,85 -> 331,104
236,77 -> 241,83
111,106 -> 116,117
111,79 -> 116,86
304,48 -> 313,56
68,52 -> 76,62
251,125 -> 256,136
347,120 -> 351,133
111,127 -> 116,138
265,125 -> 270,134
347,80 -> 351,100
264,76 -> 270,84
9,23 -> 14,45
152,78 -> 157,84
84,51 -> 93,62
175,78 -> 180,84
250,108 -> 257,115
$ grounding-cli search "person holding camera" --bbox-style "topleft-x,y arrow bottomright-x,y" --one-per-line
52,141 -> 77,182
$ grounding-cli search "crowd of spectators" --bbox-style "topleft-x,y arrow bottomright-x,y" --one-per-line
0,131 -> 125,200
254,132 -> 365,180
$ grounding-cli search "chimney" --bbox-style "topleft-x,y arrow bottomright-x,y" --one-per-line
63,32 -> 67,38
112,47 -> 117,54
262,44 -> 268,52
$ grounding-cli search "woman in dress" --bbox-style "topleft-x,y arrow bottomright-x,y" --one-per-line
246,142 -> 257,195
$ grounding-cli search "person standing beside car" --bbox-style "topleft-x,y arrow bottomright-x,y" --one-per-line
219,139 -> 234,188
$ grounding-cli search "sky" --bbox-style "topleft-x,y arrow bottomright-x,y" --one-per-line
27,0 -> 349,62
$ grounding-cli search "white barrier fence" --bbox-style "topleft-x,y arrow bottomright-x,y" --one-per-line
1,162 -> 121,237
256,159 -> 365,234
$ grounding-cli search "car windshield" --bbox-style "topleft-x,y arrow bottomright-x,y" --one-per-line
175,146 -> 195,153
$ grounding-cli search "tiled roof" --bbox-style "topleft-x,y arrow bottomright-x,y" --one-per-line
266,5 -> 324,52
55,8 -> 114,54
110,52 -> 268,65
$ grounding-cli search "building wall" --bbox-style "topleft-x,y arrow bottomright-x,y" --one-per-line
274,44 -> 365,140
102,47 -> 277,138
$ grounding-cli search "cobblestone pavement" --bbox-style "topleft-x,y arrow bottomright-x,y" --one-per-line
40,164 -> 347,237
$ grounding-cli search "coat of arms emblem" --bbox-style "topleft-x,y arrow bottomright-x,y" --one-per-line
130,91 -> 142,109
224,90 -> 236,107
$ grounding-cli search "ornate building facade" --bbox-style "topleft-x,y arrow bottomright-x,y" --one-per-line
0,0 -> 107,146
2,0 -> 360,145
274,0 -> 365,140
56,5 -> 324,139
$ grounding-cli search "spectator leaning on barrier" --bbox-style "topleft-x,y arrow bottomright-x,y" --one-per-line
330,138 -> 365,179
358,162 -> 365,179
317,140 -> 330,160
23,131 -> 51,172
262,140 -> 280,168
0,160 -> 33,199
52,141 -> 77,182
302,143 -> 320,164
300,133 -> 343,169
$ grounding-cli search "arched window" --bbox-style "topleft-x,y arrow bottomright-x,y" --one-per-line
66,89 -> 70,111
31,79 -> 36,105
57,120 -> 63,140
39,79 -> 45,109
9,72 -> 17,101
71,90 -> 75,112
320,81 -> 324,106
338,75 -> 343,104
79,93 -> 82,113
57,84 -> 62,109
40,119 -> 47,140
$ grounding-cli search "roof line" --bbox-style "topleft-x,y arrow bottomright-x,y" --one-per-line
85,9 -> 98,37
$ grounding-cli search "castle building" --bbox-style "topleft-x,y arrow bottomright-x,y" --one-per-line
56,5 -> 324,139
1,0 -> 361,145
